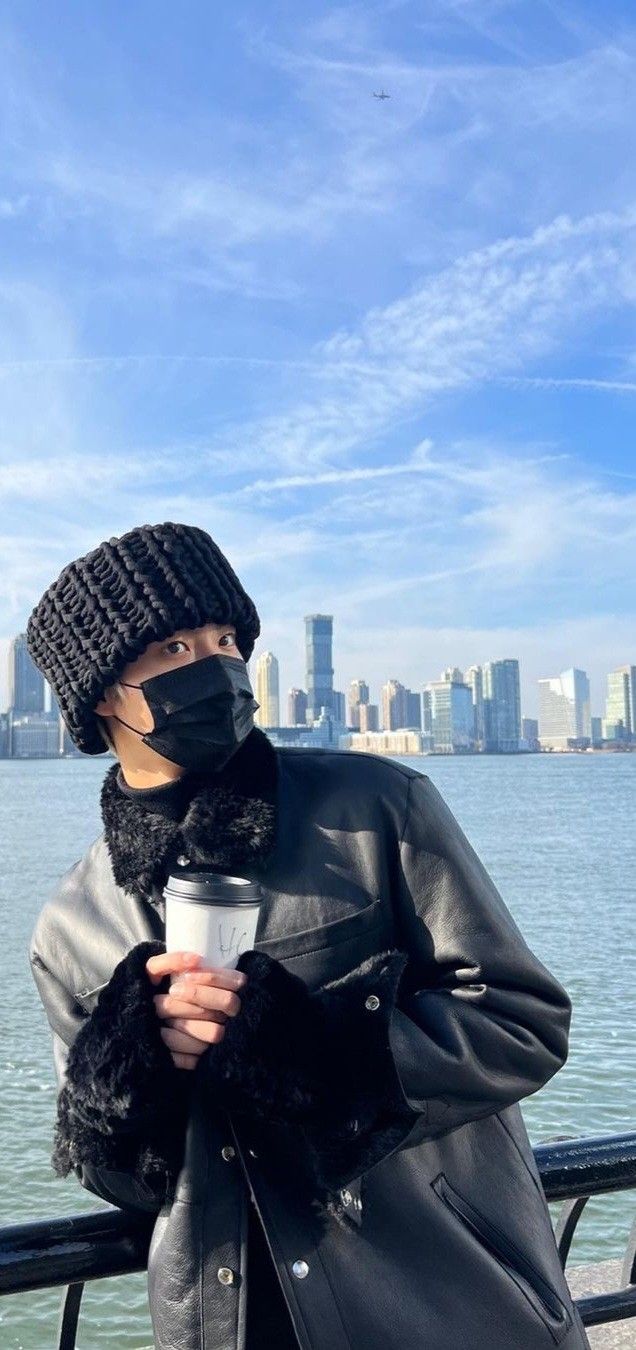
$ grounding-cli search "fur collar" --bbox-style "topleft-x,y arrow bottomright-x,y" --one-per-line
100,726 -> 279,906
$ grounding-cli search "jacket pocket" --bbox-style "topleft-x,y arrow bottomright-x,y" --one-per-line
431,1172 -> 572,1345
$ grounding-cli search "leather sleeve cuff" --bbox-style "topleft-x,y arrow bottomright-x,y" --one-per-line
52,940 -> 192,1200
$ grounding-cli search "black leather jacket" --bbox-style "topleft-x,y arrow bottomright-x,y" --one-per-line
29,730 -> 590,1349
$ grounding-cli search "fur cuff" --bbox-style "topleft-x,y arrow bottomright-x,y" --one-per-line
52,940 -> 192,1199
204,947 -> 417,1190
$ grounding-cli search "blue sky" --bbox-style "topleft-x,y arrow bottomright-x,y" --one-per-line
0,1 -> 635,716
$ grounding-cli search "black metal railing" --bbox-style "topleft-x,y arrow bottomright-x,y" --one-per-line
1,1129 -> 635,1348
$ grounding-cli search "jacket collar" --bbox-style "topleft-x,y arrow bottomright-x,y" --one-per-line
100,726 -> 279,907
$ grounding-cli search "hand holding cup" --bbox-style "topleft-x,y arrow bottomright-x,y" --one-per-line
145,950 -> 248,1070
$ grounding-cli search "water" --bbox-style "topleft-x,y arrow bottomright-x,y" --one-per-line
0,752 -> 634,1347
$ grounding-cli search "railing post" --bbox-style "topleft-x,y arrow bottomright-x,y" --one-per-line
56,1280 -> 84,1350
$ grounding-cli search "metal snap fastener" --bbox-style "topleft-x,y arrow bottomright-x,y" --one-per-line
221,1145 -> 235,1161
340,1189 -> 353,1207
176,854 -> 190,867
292,1260 -> 309,1279
365,994 -> 380,1011
217,1267 -> 235,1285
353,1197 -> 363,1211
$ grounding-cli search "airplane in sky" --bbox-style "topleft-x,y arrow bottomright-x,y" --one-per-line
373,90 -> 391,99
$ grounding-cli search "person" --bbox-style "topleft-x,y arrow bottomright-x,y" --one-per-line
27,520 -> 590,1350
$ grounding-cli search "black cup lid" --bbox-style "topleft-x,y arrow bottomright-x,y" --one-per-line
164,867 -> 262,905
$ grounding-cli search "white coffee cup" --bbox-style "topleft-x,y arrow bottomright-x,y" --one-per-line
163,868 -> 263,970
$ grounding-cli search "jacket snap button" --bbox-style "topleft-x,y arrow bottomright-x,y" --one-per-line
221,1145 -> 235,1161
292,1260 -> 309,1279
217,1267 -> 235,1286
340,1189 -> 353,1206
365,994 -> 380,1011
176,854 -> 190,867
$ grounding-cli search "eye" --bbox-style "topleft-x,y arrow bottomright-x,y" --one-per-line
219,632 -> 236,647
164,639 -> 189,656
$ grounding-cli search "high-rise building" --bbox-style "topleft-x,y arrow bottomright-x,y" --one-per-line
405,690 -> 422,731
359,702 -> 379,733
381,680 -> 410,731
442,666 -> 464,684
9,633 -> 45,713
465,665 -> 485,748
287,687 -> 308,727
591,716 -> 604,747
482,659 -> 521,753
604,665 -> 636,741
521,717 -> 539,752
254,652 -> 280,728
347,679 -> 370,730
538,668 -> 591,750
332,690 -> 346,725
422,680 -> 474,753
305,615 -> 334,721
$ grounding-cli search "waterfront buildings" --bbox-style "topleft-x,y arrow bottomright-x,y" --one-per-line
10,634 -> 44,713
465,664 -> 485,749
483,659 -> 522,753
422,674 -> 473,753
342,729 -> 424,756
254,651 -> 280,729
538,668 -> 592,750
348,679 -> 370,730
305,614 -> 334,721
359,702 -> 379,732
287,687 -> 308,727
603,664 -> 636,742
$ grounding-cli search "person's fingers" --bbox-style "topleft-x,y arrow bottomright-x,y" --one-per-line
146,951 -> 203,986
161,1020 -> 226,1050
171,1051 -> 200,1071
158,986 -> 242,1019
154,992 -> 228,1022
170,968 -> 247,993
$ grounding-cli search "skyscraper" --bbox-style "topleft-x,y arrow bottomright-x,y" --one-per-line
604,665 -> 636,741
381,680 -> 409,732
287,687 -> 308,727
348,679 -> 370,730
538,668 -> 591,749
464,664 -> 485,748
482,659 -> 521,753
9,634 -> 45,713
305,615 -> 334,720
359,703 -> 379,732
254,652 -> 280,728
405,690 -> 422,731
422,681 -> 473,752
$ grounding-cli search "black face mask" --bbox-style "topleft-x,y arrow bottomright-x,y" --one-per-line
113,653 -> 260,773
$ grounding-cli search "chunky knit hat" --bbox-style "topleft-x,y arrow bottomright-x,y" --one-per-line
26,522 -> 261,755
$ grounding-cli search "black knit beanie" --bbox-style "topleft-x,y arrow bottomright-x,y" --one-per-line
26,522 -> 261,755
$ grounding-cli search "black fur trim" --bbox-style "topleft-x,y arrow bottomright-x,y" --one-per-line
100,726 -> 279,904
204,947 -> 417,1194
52,940 -> 193,1200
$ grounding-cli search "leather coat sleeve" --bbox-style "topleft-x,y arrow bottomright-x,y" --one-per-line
386,772 -> 572,1139
29,941 -> 191,1214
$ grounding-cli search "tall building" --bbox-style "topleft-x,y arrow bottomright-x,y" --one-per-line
482,659 -> 521,753
604,665 -> 636,741
538,668 -> 591,750
442,666 -> 464,684
347,679 -> 370,730
422,680 -> 474,752
305,615 -> 334,721
405,690 -> 422,731
359,702 -> 379,732
381,680 -> 410,732
521,717 -> 539,751
465,665 -> 485,748
254,652 -> 280,728
332,690 -> 346,725
9,634 -> 45,713
287,687 -> 308,727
